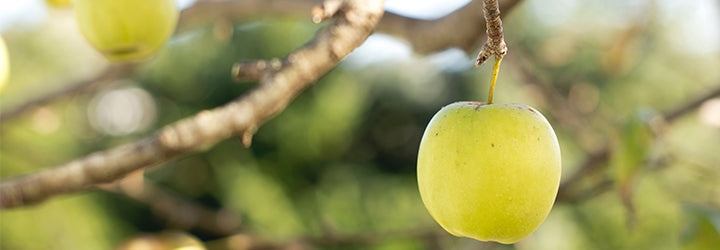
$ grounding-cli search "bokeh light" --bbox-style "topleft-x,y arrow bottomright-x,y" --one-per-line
87,85 -> 156,136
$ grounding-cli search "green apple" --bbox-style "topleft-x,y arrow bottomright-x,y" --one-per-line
417,101 -> 561,244
75,0 -> 178,61
0,37 -> 8,92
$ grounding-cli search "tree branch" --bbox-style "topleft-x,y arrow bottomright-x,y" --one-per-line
507,45 -> 720,203
178,0 -> 323,31
1,0 -> 525,122
0,0 -> 386,209
183,0 -> 523,54
665,86 -> 720,122
556,84 -> 720,203
98,170 -> 241,236
376,0 -> 521,54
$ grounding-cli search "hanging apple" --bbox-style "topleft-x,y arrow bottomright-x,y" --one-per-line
74,0 -> 178,61
417,101 -> 561,244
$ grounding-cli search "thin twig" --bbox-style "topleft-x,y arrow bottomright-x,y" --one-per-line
0,0 -> 386,209
665,86 -> 720,122
557,179 -> 614,203
0,64 -> 137,122
556,84 -> 720,203
556,149 -> 610,202
507,46 -> 720,204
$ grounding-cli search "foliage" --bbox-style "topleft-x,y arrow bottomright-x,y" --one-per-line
1,1 -> 719,249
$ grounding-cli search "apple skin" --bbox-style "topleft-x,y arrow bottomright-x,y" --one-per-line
417,102 -> 561,244
46,0 -> 73,7
0,37 -> 8,92
75,0 -> 178,61
117,232 -> 205,250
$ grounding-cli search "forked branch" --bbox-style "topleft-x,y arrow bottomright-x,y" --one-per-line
1,0 -> 523,122
0,0 -> 386,208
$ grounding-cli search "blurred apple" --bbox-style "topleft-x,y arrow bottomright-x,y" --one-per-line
46,0 -> 73,7
417,102 -> 561,244
74,0 -> 178,61
0,37 -> 9,92
117,231 -> 206,250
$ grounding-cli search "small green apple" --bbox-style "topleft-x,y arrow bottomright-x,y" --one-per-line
417,101 -> 561,244
75,0 -> 178,61
0,37 -> 8,92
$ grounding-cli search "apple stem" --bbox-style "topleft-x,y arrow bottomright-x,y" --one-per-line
488,56 -> 502,104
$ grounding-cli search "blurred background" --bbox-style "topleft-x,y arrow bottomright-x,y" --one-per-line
1,0 -> 719,249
